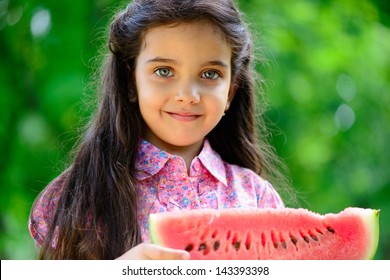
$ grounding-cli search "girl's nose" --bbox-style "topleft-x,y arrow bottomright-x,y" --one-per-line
174,81 -> 200,104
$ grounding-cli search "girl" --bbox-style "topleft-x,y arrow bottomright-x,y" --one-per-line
29,0 -> 291,259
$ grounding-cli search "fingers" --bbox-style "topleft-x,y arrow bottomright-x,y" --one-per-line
116,243 -> 191,260
143,243 -> 190,260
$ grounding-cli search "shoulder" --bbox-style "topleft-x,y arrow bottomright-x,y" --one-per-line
28,171 -> 68,246
224,162 -> 285,208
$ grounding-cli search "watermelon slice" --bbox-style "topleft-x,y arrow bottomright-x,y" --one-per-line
149,207 -> 379,259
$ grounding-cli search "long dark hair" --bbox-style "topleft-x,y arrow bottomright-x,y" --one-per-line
36,0 -> 293,259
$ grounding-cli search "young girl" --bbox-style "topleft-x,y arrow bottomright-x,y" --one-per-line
29,0 -> 291,260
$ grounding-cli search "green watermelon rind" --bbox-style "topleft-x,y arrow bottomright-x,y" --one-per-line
149,214 -> 162,245
361,208 -> 380,259
149,207 -> 380,260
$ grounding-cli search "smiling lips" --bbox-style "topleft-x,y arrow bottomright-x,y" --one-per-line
166,111 -> 201,121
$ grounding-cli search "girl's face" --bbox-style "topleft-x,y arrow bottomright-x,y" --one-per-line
135,20 -> 234,155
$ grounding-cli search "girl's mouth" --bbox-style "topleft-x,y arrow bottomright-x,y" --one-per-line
166,111 -> 200,121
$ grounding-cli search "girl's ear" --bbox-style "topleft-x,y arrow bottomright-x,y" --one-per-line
226,82 -> 238,109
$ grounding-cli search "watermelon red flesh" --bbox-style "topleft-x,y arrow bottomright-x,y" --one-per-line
149,207 -> 379,260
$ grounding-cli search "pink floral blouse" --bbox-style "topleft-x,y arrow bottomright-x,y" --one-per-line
29,139 -> 284,246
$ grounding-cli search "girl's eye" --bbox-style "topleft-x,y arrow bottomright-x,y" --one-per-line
201,70 -> 220,80
154,67 -> 173,78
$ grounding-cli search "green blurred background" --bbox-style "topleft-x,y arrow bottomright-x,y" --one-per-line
0,0 -> 389,259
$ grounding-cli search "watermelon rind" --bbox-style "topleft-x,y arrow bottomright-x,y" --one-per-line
148,207 -> 380,260
149,214 -> 162,245
360,208 -> 380,259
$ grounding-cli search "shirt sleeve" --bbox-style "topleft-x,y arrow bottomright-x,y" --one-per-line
28,173 -> 66,247
256,180 -> 285,209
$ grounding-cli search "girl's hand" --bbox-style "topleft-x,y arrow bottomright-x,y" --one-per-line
116,243 -> 191,260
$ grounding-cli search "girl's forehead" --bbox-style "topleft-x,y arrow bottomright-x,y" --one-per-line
141,20 -> 228,47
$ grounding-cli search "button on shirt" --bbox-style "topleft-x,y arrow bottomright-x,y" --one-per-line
29,138 -> 284,246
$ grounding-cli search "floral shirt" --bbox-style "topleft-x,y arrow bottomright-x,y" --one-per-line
29,139 -> 284,246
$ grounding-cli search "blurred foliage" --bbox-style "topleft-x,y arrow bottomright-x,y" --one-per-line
0,0 -> 389,259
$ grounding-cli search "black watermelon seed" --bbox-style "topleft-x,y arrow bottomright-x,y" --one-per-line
233,241 -> 241,251
290,236 -> 298,245
198,243 -> 207,251
303,236 -> 310,243
281,241 -> 287,249
310,234 -> 319,241
327,226 -> 335,234
245,232 -> 252,250
213,241 -> 220,251
185,244 -> 194,252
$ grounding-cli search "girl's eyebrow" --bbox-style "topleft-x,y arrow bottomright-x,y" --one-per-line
201,60 -> 229,68
146,57 -> 178,65
145,57 -> 229,68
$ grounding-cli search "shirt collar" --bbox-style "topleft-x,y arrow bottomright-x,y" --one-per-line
135,138 -> 227,186
197,139 -> 227,186
134,139 -> 171,180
